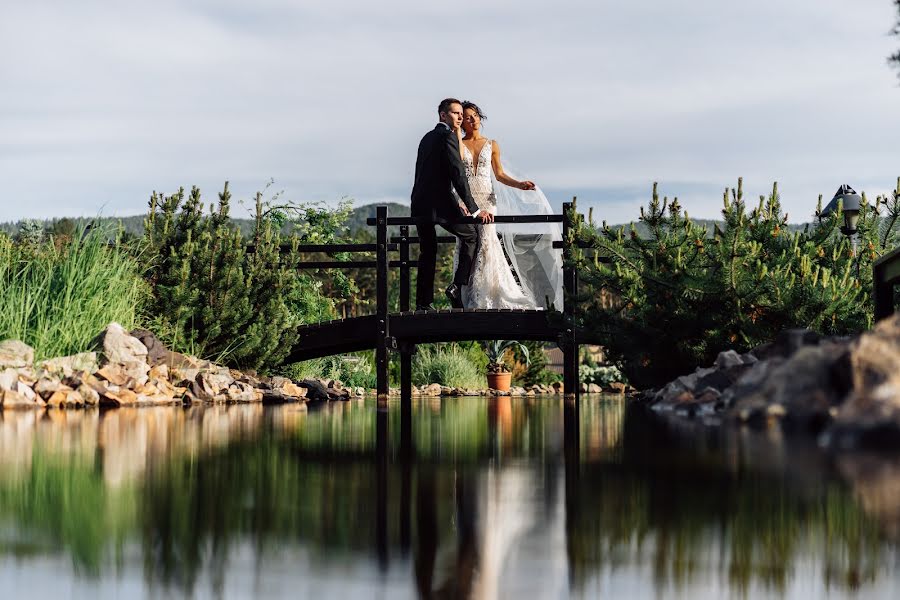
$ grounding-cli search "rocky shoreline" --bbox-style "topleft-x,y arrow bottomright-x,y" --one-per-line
639,314 -> 900,451
0,323 -> 627,410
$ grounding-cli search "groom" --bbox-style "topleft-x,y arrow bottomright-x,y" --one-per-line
411,98 -> 492,310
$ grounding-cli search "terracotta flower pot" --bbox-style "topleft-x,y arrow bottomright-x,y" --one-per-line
486,371 -> 512,392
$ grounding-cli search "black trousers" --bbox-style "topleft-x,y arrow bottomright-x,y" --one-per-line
415,219 -> 480,307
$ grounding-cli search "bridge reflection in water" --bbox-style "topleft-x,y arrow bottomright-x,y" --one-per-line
0,399 -> 898,598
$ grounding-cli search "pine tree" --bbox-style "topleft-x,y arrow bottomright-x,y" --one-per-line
574,178 -> 900,388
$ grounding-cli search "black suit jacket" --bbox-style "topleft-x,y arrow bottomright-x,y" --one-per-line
410,124 -> 478,222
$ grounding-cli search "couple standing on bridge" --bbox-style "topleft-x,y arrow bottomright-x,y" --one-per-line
411,98 -> 563,312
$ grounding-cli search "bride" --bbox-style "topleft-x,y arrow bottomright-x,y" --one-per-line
453,101 -> 563,310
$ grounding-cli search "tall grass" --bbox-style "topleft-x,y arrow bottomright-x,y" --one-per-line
0,231 -> 146,360
411,343 -> 486,389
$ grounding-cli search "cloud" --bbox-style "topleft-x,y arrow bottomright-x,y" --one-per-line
1,0 -> 898,226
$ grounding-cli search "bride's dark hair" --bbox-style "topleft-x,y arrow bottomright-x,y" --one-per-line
461,101 -> 487,120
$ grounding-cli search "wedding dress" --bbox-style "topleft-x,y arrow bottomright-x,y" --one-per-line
453,139 -> 564,310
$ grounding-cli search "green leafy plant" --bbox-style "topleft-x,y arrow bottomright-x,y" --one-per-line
484,340 -> 530,374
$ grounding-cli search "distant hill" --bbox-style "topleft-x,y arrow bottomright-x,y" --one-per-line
1,202 -> 809,240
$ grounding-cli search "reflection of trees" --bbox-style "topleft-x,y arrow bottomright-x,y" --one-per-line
565,408 -> 888,595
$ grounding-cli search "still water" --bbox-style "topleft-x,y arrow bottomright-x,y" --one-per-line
0,397 -> 898,599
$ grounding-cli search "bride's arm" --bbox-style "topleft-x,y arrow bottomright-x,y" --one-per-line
491,140 -> 536,191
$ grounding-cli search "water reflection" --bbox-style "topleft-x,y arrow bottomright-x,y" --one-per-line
0,399 -> 897,598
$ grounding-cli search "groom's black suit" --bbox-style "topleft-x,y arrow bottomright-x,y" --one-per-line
411,123 -> 481,307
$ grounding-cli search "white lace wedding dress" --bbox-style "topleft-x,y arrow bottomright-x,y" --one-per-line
453,140 -> 538,310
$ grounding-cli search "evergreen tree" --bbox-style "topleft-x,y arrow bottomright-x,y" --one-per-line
573,178 -> 900,388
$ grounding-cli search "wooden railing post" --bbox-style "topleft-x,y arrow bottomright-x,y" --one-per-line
376,206 -> 390,409
399,225 -> 413,455
562,201 -> 579,408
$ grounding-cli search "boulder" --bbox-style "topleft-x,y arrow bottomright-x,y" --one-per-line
92,323 -> 150,385
0,340 -> 34,369
587,383 -> 603,394
1,389 -> 36,408
0,368 -> 18,391
423,383 -> 442,396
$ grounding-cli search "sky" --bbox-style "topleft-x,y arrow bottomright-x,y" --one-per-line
2,0 -> 899,225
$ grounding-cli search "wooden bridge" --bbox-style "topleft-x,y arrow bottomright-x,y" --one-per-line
287,202 -> 595,451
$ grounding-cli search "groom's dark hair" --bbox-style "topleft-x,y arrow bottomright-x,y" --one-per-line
438,98 -> 462,115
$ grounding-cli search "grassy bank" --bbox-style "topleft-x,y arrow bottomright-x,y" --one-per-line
0,231 -> 145,361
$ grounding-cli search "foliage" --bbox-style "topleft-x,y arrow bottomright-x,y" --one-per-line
892,0 -> 900,74
280,353 -> 377,390
573,178 -> 900,388
484,340 -> 529,374
510,341 -> 561,386
14,219 -> 45,246
0,226 -> 146,360
411,343 -> 487,389
580,364 -> 626,386
141,182 -> 338,371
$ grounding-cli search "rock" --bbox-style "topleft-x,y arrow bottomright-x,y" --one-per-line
0,340 -> 34,369
97,364 -> 132,386
751,328 -> 821,361
423,383 -> 442,396
714,349 -> 744,370
440,386 -> 453,396
354,387 -> 365,397
300,379 -> 330,402
128,328 -> 171,366
606,382 -> 627,394
1,389 -> 36,408
551,381 -> 564,393
77,383 -> 100,405
587,383 -> 603,394
0,368 -> 18,391
278,380 -> 308,400
93,322 -> 148,364
38,352 -> 99,377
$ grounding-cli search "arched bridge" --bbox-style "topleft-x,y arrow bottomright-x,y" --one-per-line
280,204 -> 599,412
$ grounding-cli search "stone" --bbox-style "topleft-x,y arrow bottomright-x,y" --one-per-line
714,350 -> 745,370
38,352 -> 98,377
423,383 -> 442,396
587,383 -> 602,394
300,379 -> 330,402
551,381 -> 564,393
97,364 -> 132,386
77,383 -> 100,405
93,322 -> 148,364
607,382 -> 627,394
0,340 -> 34,369
0,368 -> 18,391
148,364 -> 169,381
354,387 -> 365,397
34,378 -> 67,397
1,389 -> 35,408
128,328 -> 171,367
278,380 -> 307,399
440,386 -> 453,396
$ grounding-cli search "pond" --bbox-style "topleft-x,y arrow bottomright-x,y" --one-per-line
0,397 -> 898,599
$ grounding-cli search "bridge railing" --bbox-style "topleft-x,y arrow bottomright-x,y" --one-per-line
276,203 -> 584,408
874,245 -> 900,321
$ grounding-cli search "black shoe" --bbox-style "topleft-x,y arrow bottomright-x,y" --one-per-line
445,284 -> 464,309
415,304 -> 435,311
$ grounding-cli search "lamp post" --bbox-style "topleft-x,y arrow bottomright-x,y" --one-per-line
819,184 -> 862,238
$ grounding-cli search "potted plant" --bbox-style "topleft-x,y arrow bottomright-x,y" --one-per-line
485,340 -> 529,392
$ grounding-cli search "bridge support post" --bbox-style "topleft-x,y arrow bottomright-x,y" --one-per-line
399,225 -> 414,456
562,201 -> 580,409
376,206 -> 390,410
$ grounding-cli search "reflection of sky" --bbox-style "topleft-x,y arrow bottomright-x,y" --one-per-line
2,1 -> 900,226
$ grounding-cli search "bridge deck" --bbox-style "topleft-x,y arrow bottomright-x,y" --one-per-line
288,309 -> 583,362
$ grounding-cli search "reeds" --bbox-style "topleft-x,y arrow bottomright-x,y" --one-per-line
0,230 -> 146,360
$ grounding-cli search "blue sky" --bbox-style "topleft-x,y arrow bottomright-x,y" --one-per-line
2,0 -> 898,225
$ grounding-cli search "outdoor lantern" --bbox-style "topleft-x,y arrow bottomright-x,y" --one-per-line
819,184 -> 862,237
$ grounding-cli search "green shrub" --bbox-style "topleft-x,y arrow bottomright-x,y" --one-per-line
142,183 -> 338,371
281,353 -> 377,389
411,343 -> 486,389
580,364 -> 625,386
0,228 -> 146,360
574,178 -> 900,388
